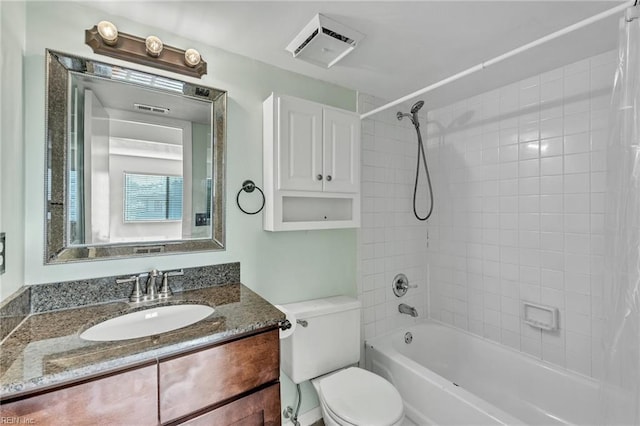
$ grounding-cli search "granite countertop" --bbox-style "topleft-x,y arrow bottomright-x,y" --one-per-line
0,283 -> 285,399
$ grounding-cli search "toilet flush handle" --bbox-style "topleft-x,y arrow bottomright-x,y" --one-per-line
297,319 -> 308,327
279,320 -> 292,331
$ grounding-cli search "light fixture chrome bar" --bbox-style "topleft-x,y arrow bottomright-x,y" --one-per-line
360,0 -> 637,119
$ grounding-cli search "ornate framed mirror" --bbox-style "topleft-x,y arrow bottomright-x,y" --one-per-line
45,50 -> 226,263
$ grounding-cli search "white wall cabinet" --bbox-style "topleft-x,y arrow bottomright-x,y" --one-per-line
263,93 -> 360,231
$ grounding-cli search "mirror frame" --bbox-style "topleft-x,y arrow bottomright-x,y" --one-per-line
44,50 -> 226,263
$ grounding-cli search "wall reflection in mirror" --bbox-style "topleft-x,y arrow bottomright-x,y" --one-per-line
45,50 -> 226,263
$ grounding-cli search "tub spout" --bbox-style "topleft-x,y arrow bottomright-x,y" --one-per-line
399,303 -> 418,317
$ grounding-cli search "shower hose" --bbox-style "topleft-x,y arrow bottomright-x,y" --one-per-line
412,124 -> 434,221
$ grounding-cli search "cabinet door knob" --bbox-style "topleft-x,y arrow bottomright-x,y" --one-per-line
317,174 -> 323,181
326,175 -> 332,181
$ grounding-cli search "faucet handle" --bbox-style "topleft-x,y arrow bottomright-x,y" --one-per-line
158,269 -> 183,299
116,275 -> 145,303
115,275 -> 137,285
164,269 -> 184,277
392,273 -> 417,297
131,275 -> 146,302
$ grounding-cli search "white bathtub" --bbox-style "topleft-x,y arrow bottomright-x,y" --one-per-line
365,321 -> 601,425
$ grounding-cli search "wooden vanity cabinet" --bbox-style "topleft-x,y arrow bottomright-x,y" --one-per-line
0,363 -> 158,425
159,329 -> 280,424
0,328 -> 281,426
179,384 -> 280,426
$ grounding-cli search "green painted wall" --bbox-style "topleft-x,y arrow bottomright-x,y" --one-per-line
9,0 -> 358,416
0,1 -> 26,301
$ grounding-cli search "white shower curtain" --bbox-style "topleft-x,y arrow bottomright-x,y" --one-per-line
601,5 -> 640,426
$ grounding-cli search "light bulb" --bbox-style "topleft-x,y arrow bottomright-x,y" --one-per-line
145,35 -> 163,57
97,21 -> 118,46
184,48 -> 201,67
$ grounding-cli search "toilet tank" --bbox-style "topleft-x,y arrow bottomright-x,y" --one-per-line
280,296 -> 361,384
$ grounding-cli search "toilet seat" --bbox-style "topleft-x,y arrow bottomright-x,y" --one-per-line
316,367 -> 404,426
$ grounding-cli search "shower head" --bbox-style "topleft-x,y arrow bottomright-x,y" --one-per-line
397,100 -> 425,128
397,100 -> 425,125
411,100 -> 424,114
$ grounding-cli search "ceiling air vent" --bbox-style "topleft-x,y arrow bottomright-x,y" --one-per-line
133,103 -> 170,114
286,14 -> 364,68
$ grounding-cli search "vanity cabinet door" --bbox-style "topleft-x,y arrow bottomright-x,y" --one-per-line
180,383 -> 280,426
0,364 -> 158,425
159,329 -> 280,423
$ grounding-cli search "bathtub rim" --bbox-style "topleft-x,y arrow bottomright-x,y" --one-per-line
365,322 -> 522,425
364,318 -> 600,387
365,319 -> 604,425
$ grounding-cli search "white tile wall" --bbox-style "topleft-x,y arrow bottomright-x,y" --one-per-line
359,50 -> 616,380
425,50 -> 616,379
358,96 -> 430,341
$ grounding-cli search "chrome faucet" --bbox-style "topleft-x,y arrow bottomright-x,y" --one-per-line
116,269 -> 184,303
399,303 -> 418,317
145,269 -> 161,301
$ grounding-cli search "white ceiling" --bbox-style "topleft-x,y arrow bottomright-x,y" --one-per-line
85,1 -> 624,109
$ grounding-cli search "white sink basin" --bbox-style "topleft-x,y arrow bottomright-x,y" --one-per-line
80,304 -> 215,341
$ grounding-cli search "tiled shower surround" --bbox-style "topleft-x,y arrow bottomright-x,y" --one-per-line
359,50 -> 616,380
357,96 -> 430,338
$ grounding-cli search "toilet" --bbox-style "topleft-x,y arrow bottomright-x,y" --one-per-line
280,296 -> 404,426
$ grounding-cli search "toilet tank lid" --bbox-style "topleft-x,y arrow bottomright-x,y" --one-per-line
279,296 -> 360,318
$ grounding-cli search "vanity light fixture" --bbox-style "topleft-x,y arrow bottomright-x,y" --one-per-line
96,21 -> 118,46
85,23 -> 208,78
145,35 -> 163,57
184,48 -> 201,67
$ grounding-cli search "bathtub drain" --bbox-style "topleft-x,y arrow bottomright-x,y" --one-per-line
404,332 -> 413,344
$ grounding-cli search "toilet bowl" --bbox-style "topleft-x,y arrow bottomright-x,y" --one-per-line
311,367 -> 405,426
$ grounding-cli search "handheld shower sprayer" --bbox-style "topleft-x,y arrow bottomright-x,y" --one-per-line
396,100 -> 425,127
397,100 -> 434,221
411,100 -> 425,114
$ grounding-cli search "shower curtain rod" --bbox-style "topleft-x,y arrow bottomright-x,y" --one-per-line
360,0 -> 637,119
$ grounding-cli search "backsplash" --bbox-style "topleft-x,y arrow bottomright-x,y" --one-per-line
0,288 -> 30,341
30,262 -> 240,313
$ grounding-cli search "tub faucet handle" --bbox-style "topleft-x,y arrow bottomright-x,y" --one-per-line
392,273 -> 417,297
